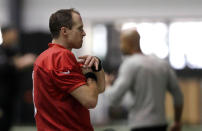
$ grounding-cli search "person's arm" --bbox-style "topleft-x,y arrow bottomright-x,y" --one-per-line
94,68 -> 105,93
70,55 -> 105,109
70,78 -> 99,109
13,53 -> 36,70
107,59 -> 136,105
167,67 -> 183,131
170,105 -> 183,131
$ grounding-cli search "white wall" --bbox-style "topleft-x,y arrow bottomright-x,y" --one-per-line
22,0 -> 202,31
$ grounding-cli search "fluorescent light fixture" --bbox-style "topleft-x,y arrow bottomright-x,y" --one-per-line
169,21 -> 202,69
92,24 -> 107,59
138,22 -> 168,59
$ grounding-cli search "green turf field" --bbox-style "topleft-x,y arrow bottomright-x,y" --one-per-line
11,124 -> 202,131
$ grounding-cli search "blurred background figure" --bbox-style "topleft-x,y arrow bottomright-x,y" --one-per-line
0,26 -> 36,131
106,27 -> 184,131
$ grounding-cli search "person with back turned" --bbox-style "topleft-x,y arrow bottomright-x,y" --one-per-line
0,26 -> 36,131
107,27 -> 183,131
32,8 -> 105,131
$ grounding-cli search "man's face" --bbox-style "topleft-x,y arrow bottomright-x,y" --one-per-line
3,29 -> 18,46
68,12 -> 86,49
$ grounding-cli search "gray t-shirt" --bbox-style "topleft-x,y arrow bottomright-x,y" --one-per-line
109,54 -> 183,129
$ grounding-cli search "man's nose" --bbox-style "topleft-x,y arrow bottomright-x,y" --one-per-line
82,31 -> 86,36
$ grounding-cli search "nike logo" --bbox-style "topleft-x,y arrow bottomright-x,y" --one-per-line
60,70 -> 70,74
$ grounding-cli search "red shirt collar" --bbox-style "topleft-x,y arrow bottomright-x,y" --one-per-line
48,43 -> 66,49
48,43 -> 75,57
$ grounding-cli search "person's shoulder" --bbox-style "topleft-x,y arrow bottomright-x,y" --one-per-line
121,54 -> 142,68
127,54 -> 145,64
149,55 -> 171,70
149,54 -> 167,63
36,46 -> 77,69
156,56 -> 169,66
34,48 -> 50,65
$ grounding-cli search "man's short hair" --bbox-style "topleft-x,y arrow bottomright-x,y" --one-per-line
49,8 -> 80,38
1,25 -> 16,34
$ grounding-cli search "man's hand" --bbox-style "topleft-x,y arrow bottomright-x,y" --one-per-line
78,55 -> 105,94
170,122 -> 182,131
78,55 -> 100,71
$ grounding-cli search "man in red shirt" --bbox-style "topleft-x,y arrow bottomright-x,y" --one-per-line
33,8 -> 105,131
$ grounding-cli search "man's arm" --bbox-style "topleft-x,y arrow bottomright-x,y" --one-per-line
170,105 -> 183,131
70,78 -> 99,109
167,67 -> 184,131
13,53 -> 36,70
107,59 -> 136,105
70,56 -> 105,109
94,68 -> 105,93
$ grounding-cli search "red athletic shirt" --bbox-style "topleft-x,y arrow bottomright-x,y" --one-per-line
33,43 -> 93,131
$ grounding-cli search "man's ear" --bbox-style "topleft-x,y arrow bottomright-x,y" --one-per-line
61,27 -> 70,36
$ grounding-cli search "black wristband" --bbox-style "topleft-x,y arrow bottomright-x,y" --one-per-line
91,57 -> 102,72
85,72 -> 97,82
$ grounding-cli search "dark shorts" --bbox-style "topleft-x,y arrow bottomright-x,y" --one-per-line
131,124 -> 167,131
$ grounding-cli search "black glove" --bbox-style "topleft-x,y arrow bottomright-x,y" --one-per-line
85,72 -> 97,82
91,57 -> 102,72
